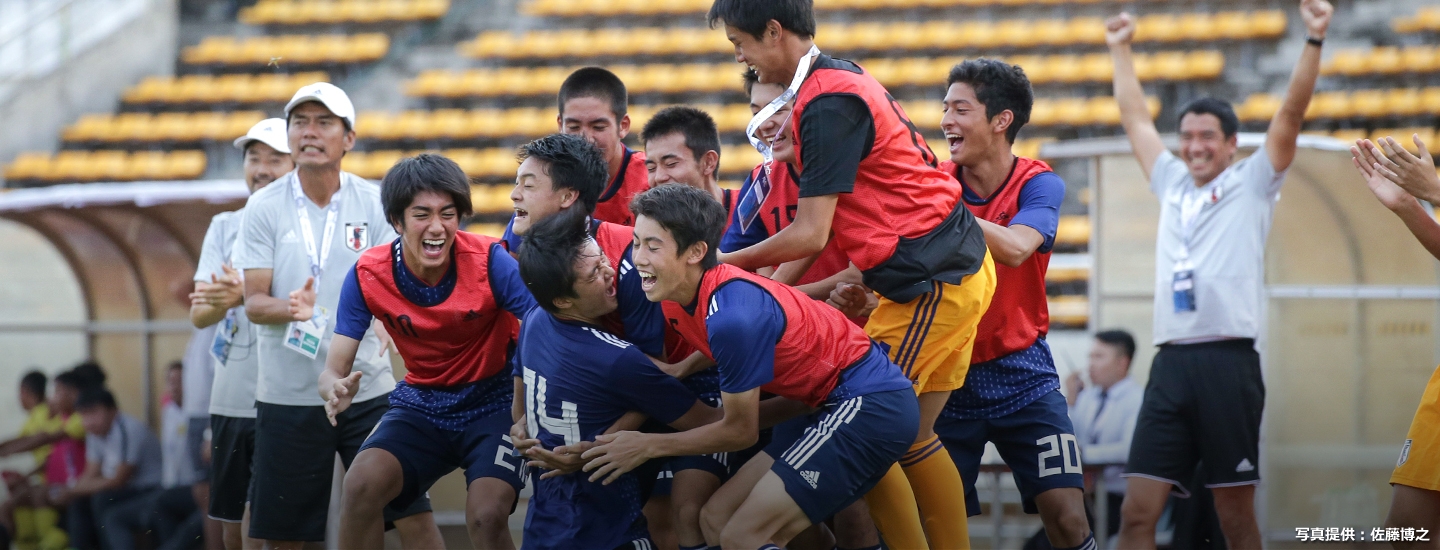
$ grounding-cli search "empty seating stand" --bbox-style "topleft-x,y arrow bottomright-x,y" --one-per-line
463,13 -> 1279,61
121,72 -> 329,107
239,0 -> 449,26
182,34 -> 389,67
3,151 -> 208,185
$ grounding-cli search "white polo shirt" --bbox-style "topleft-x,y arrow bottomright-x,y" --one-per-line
233,171 -> 398,407
1149,149 -> 1287,345
195,209 -> 259,418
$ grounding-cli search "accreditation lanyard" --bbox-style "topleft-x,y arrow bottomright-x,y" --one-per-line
745,45 -> 821,179
1172,181 -> 1220,313
292,176 -> 340,286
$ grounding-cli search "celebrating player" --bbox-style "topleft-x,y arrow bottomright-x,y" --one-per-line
931,59 -> 1094,550
234,83 -> 439,548
189,118 -> 292,550
512,209 -> 721,549
584,184 -> 918,549
1352,136 -> 1440,547
504,67 -> 649,245
707,1 -> 995,546
641,105 -> 736,216
1106,2 -> 1331,547
320,154 -> 535,549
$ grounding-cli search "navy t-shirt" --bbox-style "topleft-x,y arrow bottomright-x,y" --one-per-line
703,281 -> 911,404
517,307 -> 698,550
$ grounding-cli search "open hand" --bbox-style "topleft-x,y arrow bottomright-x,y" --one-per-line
1366,135 -> 1440,205
322,371 -> 362,426
288,277 -> 316,321
1352,140 -> 1421,212
580,431 -> 652,485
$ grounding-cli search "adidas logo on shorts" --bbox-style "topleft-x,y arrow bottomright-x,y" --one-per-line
799,470 -> 820,489
1235,458 -> 1255,473
1399,439 -> 1412,466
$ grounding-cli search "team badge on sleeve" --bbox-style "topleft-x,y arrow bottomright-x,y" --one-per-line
346,223 -> 369,251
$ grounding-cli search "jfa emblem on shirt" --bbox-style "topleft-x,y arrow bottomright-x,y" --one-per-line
345,223 -> 368,251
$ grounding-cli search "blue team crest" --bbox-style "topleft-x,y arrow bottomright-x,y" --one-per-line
345,222 -> 368,251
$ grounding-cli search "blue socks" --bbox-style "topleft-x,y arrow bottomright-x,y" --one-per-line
1056,532 -> 1098,550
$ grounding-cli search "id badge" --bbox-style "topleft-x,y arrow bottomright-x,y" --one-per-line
284,314 -> 326,359
1172,269 -> 1197,313
210,313 -> 236,365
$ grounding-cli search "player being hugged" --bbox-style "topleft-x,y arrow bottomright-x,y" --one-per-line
320,154 -> 537,549
584,184 -> 919,549
512,209 -> 722,550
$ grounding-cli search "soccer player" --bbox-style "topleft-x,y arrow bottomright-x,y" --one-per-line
233,83 -> 440,549
930,59 -> 1093,550
1352,136 -> 1440,547
188,117 -> 291,550
321,154 -> 536,549
504,67 -> 649,244
707,2 -> 995,546
512,209 -> 722,549
641,105 -> 737,216
584,184 -> 919,549
1106,2 -> 1331,548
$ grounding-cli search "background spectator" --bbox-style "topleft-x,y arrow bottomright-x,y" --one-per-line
1066,329 -> 1143,538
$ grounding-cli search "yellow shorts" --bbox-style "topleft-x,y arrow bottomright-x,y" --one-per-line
865,250 -> 996,394
1392,365 -> 1440,491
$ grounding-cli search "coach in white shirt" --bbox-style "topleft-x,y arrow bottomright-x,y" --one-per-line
1108,1 -> 1331,547
190,117 -> 291,550
1066,330 -> 1143,538
233,83 -> 440,549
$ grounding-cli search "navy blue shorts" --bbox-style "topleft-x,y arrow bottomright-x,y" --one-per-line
935,390 -> 1085,516
768,389 -> 918,524
360,404 -> 524,510
651,452 -> 731,496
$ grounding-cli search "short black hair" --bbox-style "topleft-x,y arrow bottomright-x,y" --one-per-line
76,387 -> 117,411
53,370 -> 84,391
641,106 -> 721,164
629,184 -> 726,269
381,153 -> 475,227
518,134 -> 610,216
517,209 -> 592,315
1178,97 -> 1239,138
558,67 -> 628,120
69,361 -> 107,391
1094,330 -> 1136,363
742,67 -> 760,96
708,0 -> 816,39
20,370 -> 46,398
947,59 -> 1034,144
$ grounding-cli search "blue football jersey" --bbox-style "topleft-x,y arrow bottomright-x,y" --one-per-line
517,308 -> 698,550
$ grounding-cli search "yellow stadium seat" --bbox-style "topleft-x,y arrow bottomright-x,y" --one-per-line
1370,47 -> 1405,75
1245,10 -> 1289,40
1350,90 -> 1388,119
1135,14 -> 1182,43
995,20 -> 1038,49
1178,13 -> 1216,42
1048,296 -> 1089,327
1324,49 -> 1369,77
1131,54 -> 1157,82
120,151 -> 165,181
428,109 -> 469,141
1236,94 -> 1281,122
1421,88 -> 1440,116
1080,54 -> 1113,83
1185,51 -> 1226,80
1029,99 -> 1058,127
1401,46 -> 1438,73
1032,20 -> 1072,48
1065,17 -> 1107,46
1384,88 -> 1423,117
1052,98 -> 1089,126
1305,92 -> 1351,120
1055,215 -> 1090,248
1046,55 -> 1086,85
1150,52 -> 1189,80
3,152 -> 53,182
1086,98 -> 1122,127
62,114 -> 115,143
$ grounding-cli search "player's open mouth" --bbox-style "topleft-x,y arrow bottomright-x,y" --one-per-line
299,144 -> 324,154
513,207 -> 528,220
946,134 -> 964,151
421,238 -> 445,257
638,271 -> 657,291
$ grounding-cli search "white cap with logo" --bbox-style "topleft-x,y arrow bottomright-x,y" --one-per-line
233,118 -> 291,153
283,82 -> 356,130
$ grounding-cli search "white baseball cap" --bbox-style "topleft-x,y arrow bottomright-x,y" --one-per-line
233,118 -> 291,153
283,82 -> 356,130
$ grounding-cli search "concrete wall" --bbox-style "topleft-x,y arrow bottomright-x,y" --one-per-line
0,0 -> 178,187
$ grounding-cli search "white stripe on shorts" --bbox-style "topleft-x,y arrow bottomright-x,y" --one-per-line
782,395 -> 863,469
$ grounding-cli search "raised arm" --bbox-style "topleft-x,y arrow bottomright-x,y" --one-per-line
1267,0 -> 1333,172
1107,13 -> 1166,179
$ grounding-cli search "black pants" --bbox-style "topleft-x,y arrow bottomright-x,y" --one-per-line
67,486 -> 147,550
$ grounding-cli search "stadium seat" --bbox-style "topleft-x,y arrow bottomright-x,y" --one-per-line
239,0 -> 449,25
1305,92 -> 1352,120
1393,7 -> 1440,34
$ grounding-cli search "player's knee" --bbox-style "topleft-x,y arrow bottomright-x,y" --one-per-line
1051,501 -> 1090,539
674,496 -> 705,527
698,500 -> 727,542
341,472 -> 388,511
1119,496 -> 1161,531
466,506 -> 507,537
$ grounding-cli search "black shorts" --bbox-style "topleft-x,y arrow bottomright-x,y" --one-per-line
208,415 -> 256,522
1124,339 -> 1265,497
249,396 -> 432,542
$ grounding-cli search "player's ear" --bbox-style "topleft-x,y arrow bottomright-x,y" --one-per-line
701,150 -> 720,178
558,188 -> 578,209
684,241 -> 708,266
617,113 -> 630,139
552,296 -> 574,311
342,128 -> 356,152
555,114 -> 564,132
765,19 -> 783,42
992,110 -> 1014,138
